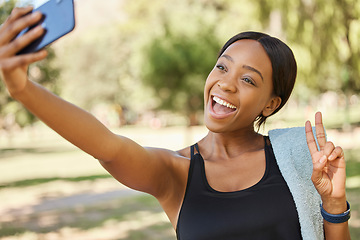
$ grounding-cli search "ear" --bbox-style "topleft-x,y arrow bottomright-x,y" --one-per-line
262,96 -> 282,117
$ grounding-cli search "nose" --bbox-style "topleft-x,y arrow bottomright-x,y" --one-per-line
217,79 -> 237,93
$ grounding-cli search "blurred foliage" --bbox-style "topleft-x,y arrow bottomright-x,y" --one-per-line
0,0 -> 60,128
142,29 -> 220,125
140,5 -> 222,124
58,28 -> 129,108
56,1 -> 158,121
257,0 -> 360,95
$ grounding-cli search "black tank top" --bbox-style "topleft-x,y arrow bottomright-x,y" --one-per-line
176,136 -> 302,240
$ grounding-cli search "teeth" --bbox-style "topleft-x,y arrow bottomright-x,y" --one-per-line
213,96 -> 236,109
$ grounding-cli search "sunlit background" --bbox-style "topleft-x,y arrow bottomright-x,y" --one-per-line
0,0 -> 359,239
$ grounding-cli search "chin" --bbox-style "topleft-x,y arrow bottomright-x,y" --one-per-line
203,117 -> 229,133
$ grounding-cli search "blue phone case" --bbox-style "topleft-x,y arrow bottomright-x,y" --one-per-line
16,0 -> 75,55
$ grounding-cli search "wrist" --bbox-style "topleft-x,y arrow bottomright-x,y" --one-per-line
321,197 -> 347,214
321,200 -> 351,224
8,78 -> 31,99
10,78 -> 34,101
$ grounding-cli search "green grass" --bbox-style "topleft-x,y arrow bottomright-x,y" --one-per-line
347,187 -> 360,239
0,194 -> 175,239
345,148 -> 360,239
0,174 -> 112,189
347,185 -> 360,238
345,148 -> 360,177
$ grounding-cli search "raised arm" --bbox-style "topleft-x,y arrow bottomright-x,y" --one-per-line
0,7 -> 125,166
0,7 -> 188,206
305,112 -> 351,240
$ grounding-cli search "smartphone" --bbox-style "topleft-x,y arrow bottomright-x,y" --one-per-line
16,0 -> 75,55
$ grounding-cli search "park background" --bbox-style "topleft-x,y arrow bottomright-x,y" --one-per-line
0,0 -> 359,239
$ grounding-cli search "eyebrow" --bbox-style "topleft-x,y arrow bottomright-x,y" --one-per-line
221,54 -> 234,63
220,54 -> 264,82
242,65 -> 264,82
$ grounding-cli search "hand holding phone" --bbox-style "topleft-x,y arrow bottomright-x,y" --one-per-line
16,0 -> 75,55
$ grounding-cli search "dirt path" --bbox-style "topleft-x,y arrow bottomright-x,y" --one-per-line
1,187 -> 142,219
0,179 -> 177,240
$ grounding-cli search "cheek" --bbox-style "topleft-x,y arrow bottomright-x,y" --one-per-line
204,72 -> 216,98
240,91 -> 267,114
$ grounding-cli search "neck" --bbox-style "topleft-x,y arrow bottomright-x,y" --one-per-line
199,128 -> 264,161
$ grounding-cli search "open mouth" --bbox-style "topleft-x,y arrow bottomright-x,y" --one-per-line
212,96 -> 237,115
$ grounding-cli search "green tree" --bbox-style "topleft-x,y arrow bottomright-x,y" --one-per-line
141,24 -> 221,125
56,22 -> 155,126
0,0 -> 61,128
256,0 -> 360,128
257,0 -> 360,95
137,0 -> 227,125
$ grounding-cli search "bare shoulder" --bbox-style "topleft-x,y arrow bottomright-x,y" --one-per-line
176,146 -> 192,159
143,146 -> 191,189
145,146 -> 191,171
148,146 -> 191,184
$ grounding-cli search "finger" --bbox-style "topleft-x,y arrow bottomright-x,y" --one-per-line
305,120 -> 319,155
6,6 -> 34,24
328,146 -> 344,161
10,6 -> 34,17
323,141 -> 335,159
0,50 -> 47,71
0,11 -> 43,46
315,112 -> 326,151
0,6 -> 33,32
1,25 -> 45,56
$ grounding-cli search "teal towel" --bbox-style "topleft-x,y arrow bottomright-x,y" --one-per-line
269,127 -> 324,240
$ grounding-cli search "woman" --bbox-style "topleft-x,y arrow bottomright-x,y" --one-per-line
0,7 -> 351,239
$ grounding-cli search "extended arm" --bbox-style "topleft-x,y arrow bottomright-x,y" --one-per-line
0,7 -> 187,202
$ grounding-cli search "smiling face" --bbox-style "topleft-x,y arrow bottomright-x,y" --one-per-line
204,39 -> 281,133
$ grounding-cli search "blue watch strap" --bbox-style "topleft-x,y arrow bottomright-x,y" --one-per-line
320,201 -> 351,224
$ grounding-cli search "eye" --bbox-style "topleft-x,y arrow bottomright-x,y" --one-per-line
242,77 -> 255,86
216,64 -> 227,72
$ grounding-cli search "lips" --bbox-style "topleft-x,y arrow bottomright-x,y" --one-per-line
211,96 -> 237,116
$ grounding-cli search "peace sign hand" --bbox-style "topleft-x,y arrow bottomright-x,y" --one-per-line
305,112 -> 347,212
